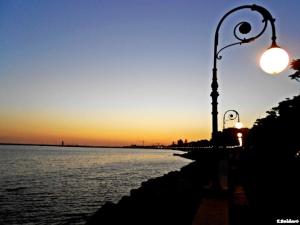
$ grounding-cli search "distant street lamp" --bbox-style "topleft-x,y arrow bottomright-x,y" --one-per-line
223,109 -> 242,130
223,110 -> 243,147
211,4 -> 289,145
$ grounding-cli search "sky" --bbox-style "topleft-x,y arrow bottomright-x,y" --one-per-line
0,0 -> 299,146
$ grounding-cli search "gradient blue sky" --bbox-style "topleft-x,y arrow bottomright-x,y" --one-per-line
0,0 -> 299,145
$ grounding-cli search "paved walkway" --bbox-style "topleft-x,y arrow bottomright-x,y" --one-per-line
192,159 -> 229,225
192,196 -> 229,225
192,157 -> 249,225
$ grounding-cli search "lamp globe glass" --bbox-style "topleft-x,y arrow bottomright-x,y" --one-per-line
260,47 -> 289,74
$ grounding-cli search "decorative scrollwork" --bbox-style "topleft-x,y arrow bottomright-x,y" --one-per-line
215,5 -> 271,61
234,22 -> 251,40
225,111 -> 238,121
224,110 -> 238,121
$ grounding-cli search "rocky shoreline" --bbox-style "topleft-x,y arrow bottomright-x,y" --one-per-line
85,158 -> 213,225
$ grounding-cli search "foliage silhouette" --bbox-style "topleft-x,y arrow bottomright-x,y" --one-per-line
288,59 -> 300,82
246,94 -> 300,158
242,94 -> 300,222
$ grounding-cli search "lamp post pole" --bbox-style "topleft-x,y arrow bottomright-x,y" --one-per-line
211,4 -> 279,146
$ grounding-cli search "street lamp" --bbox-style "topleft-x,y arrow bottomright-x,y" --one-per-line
223,109 -> 242,130
211,4 -> 289,145
223,110 -> 243,147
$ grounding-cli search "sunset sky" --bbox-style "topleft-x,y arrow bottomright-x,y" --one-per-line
0,0 -> 299,146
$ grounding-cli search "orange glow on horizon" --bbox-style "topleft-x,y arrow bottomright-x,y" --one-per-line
0,110 -> 211,146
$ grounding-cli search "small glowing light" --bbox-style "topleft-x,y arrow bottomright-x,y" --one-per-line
235,122 -> 243,129
237,132 -> 243,146
260,47 -> 289,74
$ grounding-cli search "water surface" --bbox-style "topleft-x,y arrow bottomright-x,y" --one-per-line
0,145 -> 190,224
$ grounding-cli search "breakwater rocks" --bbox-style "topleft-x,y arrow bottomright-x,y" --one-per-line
86,162 -> 210,225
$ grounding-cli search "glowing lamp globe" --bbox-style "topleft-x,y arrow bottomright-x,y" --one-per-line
260,47 -> 289,74
235,122 -> 243,129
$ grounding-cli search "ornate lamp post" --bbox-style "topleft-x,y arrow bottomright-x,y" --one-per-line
211,4 -> 289,145
223,109 -> 242,130
223,109 -> 243,147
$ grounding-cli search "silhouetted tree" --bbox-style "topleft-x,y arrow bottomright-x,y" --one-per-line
246,94 -> 300,158
184,139 -> 211,147
243,95 -> 300,222
197,139 -> 211,147
177,139 -> 184,146
219,128 -> 249,147
219,128 -> 239,146
288,59 -> 300,82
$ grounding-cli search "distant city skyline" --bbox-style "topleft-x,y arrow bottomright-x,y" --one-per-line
0,0 -> 299,146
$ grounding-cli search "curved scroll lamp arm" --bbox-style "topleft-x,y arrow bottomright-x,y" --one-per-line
210,4 -> 289,143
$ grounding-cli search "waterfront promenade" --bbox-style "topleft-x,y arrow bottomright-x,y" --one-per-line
86,148 -> 252,225
86,145 -> 299,225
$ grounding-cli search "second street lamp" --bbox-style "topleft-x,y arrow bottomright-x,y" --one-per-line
211,4 -> 289,146
223,109 -> 242,130
223,109 -> 243,147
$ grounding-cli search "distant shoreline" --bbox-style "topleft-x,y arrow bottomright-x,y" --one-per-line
0,143 -> 124,149
0,143 -> 169,150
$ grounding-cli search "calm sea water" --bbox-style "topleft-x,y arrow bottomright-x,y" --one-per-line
0,145 -> 190,225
